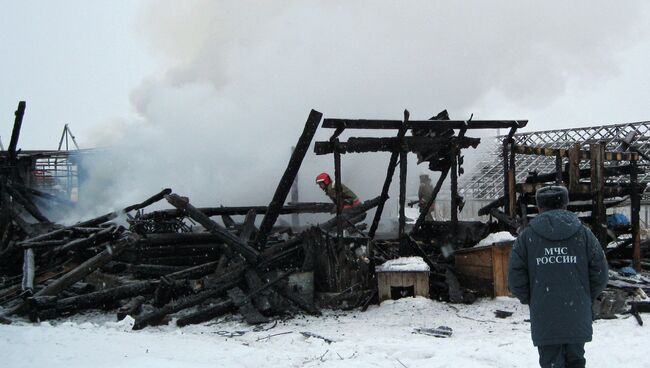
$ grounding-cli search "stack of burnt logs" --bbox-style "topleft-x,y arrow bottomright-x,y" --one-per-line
0,188 -> 381,327
0,105 -> 383,327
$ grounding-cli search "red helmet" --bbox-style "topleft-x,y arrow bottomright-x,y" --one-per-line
315,172 -> 332,186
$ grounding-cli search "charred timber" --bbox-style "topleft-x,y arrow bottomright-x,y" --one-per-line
7,101 -> 26,163
256,110 -> 322,247
165,193 -> 259,264
138,202 -> 335,221
132,262 -> 247,330
117,296 -> 146,321
368,122 -> 408,239
29,281 -> 157,317
314,136 -> 480,155
321,119 -> 527,131
19,189 -> 172,244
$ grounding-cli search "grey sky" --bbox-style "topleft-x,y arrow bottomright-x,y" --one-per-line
0,1 -> 155,149
3,1 -> 650,216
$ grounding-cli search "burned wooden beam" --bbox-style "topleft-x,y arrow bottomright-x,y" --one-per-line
314,136 -> 480,155
117,296 -> 146,321
590,144 -> 607,248
175,298 -> 234,327
256,110 -> 322,247
30,281 -> 157,318
3,232 -> 139,317
7,101 -> 26,163
34,233 -> 139,298
239,209 -> 257,243
138,202 -> 335,221
19,188 -> 172,244
334,139 -> 343,246
321,119 -> 527,131
132,262 -> 247,330
368,122 -> 408,239
165,193 -> 259,264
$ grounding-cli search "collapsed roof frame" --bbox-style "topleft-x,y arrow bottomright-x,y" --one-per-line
313,111 -> 527,256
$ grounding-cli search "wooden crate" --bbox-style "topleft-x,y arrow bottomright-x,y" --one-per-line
377,271 -> 429,302
454,241 -> 513,297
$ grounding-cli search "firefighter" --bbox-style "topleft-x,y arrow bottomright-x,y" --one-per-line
418,174 -> 435,221
315,172 -> 361,209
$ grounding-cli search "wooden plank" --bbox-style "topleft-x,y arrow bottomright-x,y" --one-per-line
454,264 -> 493,280
321,119 -> 527,130
415,273 -> 429,298
492,245 -> 512,297
377,273 -> 390,302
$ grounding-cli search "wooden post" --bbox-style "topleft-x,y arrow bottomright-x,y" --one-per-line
8,101 -> 26,164
399,150 -> 408,254
502,139 -> 510,215
631,159 -> 642,271
508,140 -> 516,217
398,111 -> 409,254
555,153 -> 563,185
568,143 -> 581,192
590,144 -> 607,248
450,142 -> 459,232
256,110 -> 322,247
334,140 -> 343,247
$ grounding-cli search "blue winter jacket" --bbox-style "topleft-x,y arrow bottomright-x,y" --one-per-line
508,209 -> 609,346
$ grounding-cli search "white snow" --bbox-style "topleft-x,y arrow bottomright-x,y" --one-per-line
474,231 -> 517,248
376,256 -> 430,272
1,297 -> 647,367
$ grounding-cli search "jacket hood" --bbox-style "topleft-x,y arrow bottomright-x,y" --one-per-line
529,209 -> 582,241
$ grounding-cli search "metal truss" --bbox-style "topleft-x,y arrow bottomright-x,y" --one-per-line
460,121 -> 650,200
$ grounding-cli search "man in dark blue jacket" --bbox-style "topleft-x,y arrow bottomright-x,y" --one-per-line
508,186 -> 609,368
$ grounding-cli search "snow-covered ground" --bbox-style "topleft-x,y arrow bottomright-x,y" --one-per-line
0,297 -> 647,367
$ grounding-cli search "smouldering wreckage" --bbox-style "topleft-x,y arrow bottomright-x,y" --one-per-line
0,101 -> 648,329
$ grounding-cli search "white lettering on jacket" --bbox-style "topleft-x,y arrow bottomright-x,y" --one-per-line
536,247 -> 576,265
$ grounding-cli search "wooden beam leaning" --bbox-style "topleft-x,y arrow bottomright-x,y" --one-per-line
334,139 -> 343,247
321,119 -> 527,130
165,194 -> 259,264
8,101 -> 26,163
256,109 -> 322,247
368,123 -> 408,239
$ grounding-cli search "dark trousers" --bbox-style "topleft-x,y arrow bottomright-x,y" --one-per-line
537,343 -> 586,368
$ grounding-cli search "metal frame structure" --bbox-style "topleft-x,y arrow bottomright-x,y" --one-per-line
461,121 -> 650,200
